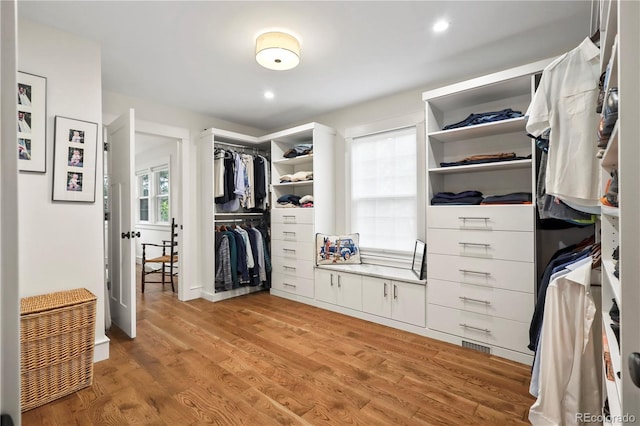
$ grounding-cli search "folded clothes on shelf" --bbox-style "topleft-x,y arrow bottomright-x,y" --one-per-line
440,153 -> 531,167
481,192 -> 532,204
431,190 -> 484,205
280,171 -> 313,182
442,108 -> 523,130
283,143 -> 313,158
277,194 -> 301,205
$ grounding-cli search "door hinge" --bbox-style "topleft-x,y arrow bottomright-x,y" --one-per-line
104,142 -> 109,152
104,211 -> 110,221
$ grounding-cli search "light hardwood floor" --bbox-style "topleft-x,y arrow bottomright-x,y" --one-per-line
23,272 -> 534,425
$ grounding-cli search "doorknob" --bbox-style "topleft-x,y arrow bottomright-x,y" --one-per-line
121,232 -> 130,239
132,231 -> 141,238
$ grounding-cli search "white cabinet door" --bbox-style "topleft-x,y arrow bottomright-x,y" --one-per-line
362,276 -> 392,318
314,269 -> 337,304
336,272 -> 362,311
391,280 -> 426,327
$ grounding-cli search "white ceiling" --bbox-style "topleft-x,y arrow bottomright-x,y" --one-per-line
18,1 -> 594,131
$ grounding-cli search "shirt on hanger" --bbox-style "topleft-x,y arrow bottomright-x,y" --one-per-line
526,37 -> 601,209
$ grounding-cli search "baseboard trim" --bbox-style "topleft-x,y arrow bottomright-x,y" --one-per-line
93,335 -> 110,362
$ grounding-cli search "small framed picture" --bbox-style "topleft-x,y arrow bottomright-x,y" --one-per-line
17,71 -> 46,172
52,116 -> 98,203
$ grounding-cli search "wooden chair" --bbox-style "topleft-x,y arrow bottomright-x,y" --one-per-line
141,218 -> 178,293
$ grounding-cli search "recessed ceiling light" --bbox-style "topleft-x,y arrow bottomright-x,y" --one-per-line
433,20 -> 449,33
264,91 -> 275,100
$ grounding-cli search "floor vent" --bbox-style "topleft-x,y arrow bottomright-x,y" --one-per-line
462,340 -> 491,354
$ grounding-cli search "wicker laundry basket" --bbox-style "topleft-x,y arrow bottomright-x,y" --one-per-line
20,288 -> 97,412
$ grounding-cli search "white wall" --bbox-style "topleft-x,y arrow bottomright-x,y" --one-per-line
2,0 -> 21,421
18,19 -> 108,359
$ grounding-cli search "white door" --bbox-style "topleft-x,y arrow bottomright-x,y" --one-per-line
107,109 -> 136,338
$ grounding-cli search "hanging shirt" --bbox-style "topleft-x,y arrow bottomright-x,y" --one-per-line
528,258 -> 600,425
214,149 -> 226,198
526,37 -> 600,209
221,152 -> 245,212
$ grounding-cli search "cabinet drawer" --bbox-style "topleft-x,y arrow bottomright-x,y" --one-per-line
428,279 -> 533,323
427,228 -> 534,262
272,208 -> 314,225
427,205 -> 534,231
271,240 -> 315,262
272,223 -> 314,242
271,257 -> 314,280
272,273 -> 314,299
427,304 -> 530,353
427,253 -> 534,293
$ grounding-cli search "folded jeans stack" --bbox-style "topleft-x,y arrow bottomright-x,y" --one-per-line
481,192 -> 532,205
440,152 -> 531,167
431,190 -> 483,205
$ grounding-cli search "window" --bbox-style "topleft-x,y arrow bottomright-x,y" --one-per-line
137,167 -> 169,225
156,170 -> 170,223
350,126 -> 417,253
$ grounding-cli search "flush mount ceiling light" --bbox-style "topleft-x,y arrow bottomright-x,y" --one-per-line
255,31 -> 300,71
433,19 -> 450,33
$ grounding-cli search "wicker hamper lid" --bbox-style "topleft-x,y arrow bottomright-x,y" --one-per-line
20,288 -> 96,316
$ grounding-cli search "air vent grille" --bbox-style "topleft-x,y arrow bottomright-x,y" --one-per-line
462,340 -> 491,354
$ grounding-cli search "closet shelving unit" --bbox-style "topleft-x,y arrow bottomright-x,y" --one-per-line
598,0 -> 640,422
267,123 -> 335,301
199,128 -> 271,302
422,59 -> 552,364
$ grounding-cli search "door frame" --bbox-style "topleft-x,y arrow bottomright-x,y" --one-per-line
135,120 -> 197,301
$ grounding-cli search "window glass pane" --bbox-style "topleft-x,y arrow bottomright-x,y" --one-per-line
140,174 -> 149,197
139,198 -> 149,221
158,170 -> 169,195
351,126 -> 417,252
158,196 -> 169,223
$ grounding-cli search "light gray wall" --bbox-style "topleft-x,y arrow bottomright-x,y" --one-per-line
18,19 -> 107,357
1,0 -> 21,421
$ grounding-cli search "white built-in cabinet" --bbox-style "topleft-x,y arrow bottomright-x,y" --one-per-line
598,0 -> 640,422
268,123 -> 336,299
422,60 -> 551,364
361,276 -> 426,327
314,269 -> 362,311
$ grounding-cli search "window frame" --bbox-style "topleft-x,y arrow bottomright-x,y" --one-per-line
345,112 -> 425,267
136,164 -> 170,226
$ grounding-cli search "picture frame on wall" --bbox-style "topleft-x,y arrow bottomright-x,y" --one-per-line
52,116 -> 98,203
17,71 -> 47,173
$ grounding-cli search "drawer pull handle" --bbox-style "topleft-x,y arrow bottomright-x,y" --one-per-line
283,282 -> 297,288
283,215 -> 296,223
283,231 -> 296,235
282,248 -> 296,253
459,323 -> 491,333
393,284 -> 398,300
338,275 -> 341,288
283,265 -> 296,270
458,269 -> 491,276
458,242 -> 491,247
383,282 -> 388,297
330,274 -> 334,286
458,296 -> 491,305
458,216 -> 490,220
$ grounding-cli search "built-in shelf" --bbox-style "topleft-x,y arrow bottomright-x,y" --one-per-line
601,204 -> 620,217
429,159 -> 532,174
272,154 -> 313,166
428,117 -> 527,143
601,122 -> 619,172
272,180 -> 314,188
604,259 -> 621,307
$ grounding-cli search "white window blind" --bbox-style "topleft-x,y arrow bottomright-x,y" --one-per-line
350,126 -> 417,253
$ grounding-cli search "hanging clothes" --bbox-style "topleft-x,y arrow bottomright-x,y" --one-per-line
526,37 -> 601,211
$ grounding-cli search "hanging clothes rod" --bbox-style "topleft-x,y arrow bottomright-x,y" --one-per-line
214,140 -> 269,153
214,217 -> 262,223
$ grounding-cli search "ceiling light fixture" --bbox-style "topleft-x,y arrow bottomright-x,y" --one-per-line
255,31 -> 300,71
264,91 -> 275,100
432,19 -> 450,33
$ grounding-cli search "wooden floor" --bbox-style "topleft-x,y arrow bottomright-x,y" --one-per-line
23,272 -> 535,425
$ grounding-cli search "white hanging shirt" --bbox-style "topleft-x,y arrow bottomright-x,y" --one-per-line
528,257 -> 600,426
526,37 -> 600,207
